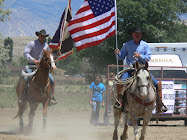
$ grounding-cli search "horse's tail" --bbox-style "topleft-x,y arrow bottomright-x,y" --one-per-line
14,101 -> 28,119
15,77 -> 28,119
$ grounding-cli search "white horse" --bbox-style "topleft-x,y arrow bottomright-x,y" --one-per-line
113,62 -> 156,140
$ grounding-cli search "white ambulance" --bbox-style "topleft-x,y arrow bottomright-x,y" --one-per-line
148,43 -> 187,112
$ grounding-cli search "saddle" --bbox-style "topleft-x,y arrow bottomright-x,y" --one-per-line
21,65 -> 37,80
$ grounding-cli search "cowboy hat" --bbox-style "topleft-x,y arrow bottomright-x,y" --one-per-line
128,26 -> 144,36
35,29 -> 49,37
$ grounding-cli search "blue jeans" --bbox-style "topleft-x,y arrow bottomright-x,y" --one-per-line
24,68 -> 54,86
90,101 -> 101,124
121,69 -> 158,89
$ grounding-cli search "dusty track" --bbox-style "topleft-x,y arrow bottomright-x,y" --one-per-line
0,108 -> 187,140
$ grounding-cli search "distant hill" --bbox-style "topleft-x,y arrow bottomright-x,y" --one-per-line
0,0 -> 186,37
0,0 -> 84,37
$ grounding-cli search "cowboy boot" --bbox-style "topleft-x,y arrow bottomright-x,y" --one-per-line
156,81 -> 168,113
114,94 -> 123,110
114,84 -> 124,111
48,81 -> 58,106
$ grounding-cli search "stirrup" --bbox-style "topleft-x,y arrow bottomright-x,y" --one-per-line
48,99 -> 58,106
157,104 -> 168,113
18,93 -> 27,104
114,104 -> 122,110
159,106 -> 168,113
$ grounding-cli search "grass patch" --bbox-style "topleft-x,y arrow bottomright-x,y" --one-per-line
0,86 -> 17,108
0,85 -> 91,109
55,85 -> 90,109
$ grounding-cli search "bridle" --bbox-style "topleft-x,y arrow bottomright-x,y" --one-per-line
128,68 -> 155,106
40,54 -> 55,73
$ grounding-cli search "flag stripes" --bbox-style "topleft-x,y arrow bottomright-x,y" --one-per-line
68,0 -> 115,51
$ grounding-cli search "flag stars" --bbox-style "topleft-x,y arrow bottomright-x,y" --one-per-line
88,0 -> 114,17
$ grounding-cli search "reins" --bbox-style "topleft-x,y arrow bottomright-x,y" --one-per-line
30,56 -> 52,93
128,79 -> 155,106
31,76 -> 50,93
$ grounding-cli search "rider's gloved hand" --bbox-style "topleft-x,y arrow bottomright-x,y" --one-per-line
114,48 -> 120,55
33,59 -> 40,68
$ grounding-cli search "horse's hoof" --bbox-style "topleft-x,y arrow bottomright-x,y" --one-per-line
113,135 -> 118,140
24,127 -> 32,136
120,134 -> 129,140
139,136 -> 145,140
42,127 -> 46,133
17,127 -> 24,134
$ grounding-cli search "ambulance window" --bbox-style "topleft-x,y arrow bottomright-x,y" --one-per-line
163,70 -> 187,78
150,70 -> 187,79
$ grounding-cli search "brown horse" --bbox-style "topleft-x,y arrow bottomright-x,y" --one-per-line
15,49 -> 56,133
113,62 -> 156,140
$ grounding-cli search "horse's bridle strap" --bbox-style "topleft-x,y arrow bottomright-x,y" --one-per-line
129,91 -> 155,106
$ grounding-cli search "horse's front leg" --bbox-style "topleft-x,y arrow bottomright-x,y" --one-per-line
129,112 -> 139,140
113,108 -> 122,140
42,98 -> 50,130
139,112 -> 152,140
27,102 -> 38,134
120,112 -> 129,140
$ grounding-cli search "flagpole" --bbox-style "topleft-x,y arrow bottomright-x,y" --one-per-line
55,0 -> 70,64
114,0 -> 119,74
59,0 -> 71,50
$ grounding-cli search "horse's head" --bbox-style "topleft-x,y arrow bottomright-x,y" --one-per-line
135,61 -> 150,100
40,49 -> 56,72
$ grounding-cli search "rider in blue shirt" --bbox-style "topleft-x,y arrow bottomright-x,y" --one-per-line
89,75 -> 105,125
118,40 -> 151,65
114,26 -> 167,113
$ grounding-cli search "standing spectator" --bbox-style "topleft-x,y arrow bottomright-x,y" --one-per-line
89,75 -> 105,125
103,72 -> 116,126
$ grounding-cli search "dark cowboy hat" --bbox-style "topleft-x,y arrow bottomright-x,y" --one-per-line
35,29 -> 49,37
128,26 -> 144,36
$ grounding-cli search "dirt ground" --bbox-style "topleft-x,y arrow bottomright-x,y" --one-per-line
0,108 -> 187,140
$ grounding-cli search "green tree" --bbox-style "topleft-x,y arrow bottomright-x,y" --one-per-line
116,0 -> 187,44
47,37 -> 52,45
19,56 -> 27,66
4,37 -> 13,62
0,0 -> 11,22
0,35 -> 10,80
0,0 -> 11,80
78,40 -> 117,81
57,50 -> 85,75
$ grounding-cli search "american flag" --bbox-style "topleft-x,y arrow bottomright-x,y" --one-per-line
68,0 -> 116,51
49,0 -> 74,61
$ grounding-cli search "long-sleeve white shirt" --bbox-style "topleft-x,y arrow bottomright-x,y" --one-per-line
24,39 -> 50,64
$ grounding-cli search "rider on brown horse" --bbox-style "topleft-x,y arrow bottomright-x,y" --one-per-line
19,29 -> 58,106
114,26 -> 168,113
